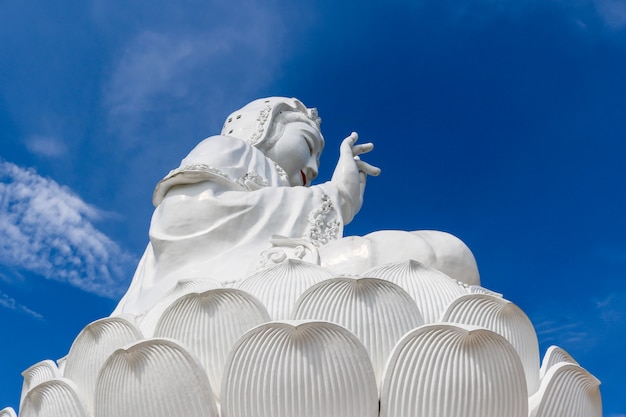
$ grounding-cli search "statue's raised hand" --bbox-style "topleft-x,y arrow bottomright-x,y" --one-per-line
332,132 -> 380,222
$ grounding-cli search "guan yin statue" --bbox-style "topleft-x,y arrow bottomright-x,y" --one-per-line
4,97 -> 601,417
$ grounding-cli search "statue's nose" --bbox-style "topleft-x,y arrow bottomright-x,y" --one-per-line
306,160 -> 318,181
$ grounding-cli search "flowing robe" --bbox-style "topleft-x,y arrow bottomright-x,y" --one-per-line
113,135 -> 344,316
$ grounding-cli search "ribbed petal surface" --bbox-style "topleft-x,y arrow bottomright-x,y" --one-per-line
154,288 -> 270,401
94,338 -> 218,417
468,285 -> 502,297
364,260 -> 467,323
139,279 -> 222,337
56,357 -> 67,375
540,345 -> 579,379
221,320 -> 378,417
235,260 -> 334,319
20,360 -> 60,407
20,378 -> 89,417
441,293 -> 540,394
291,277 -> 423,386
63,316 -> 143,414
529,362 -> 602,417
380,323 -> 528,417
0,407 -> 16,417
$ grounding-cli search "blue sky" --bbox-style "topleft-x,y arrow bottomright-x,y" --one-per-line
1,0 -> 625,414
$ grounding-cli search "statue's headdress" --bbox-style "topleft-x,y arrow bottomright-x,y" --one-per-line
153,98 -> 321,207
221,97 -> 321,148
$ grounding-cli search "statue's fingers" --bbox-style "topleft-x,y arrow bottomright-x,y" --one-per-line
340,132 -> 358,155
359,171 -> 367,197
340,137 -> 352,153
352,143 -> 374,156
356,160 -> 381,176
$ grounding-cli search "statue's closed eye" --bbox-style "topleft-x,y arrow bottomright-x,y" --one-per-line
304,137 -> 314,155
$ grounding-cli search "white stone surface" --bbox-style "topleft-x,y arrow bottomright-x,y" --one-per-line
380,323 -> 528,417
220,320 -> 379,417
320,230 -> 480,285
441,293 -> 541,395
20,378 -> 89,417
529,362 -> 602,417
19,360 -> 61,409
63,317 -> 143,415
153,288 -> 270,401
139,278 -> 222,337
540,345 -> 580,379
234,259 -> 334,320
365,259 -> 468,323
291,277 -> 423,386
94,338 -> 218,417
0,407 -> 16,417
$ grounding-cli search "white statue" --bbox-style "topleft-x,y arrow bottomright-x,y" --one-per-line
8,97 -> 601,417
114,97 -> 483,318
113,97 -> 380,316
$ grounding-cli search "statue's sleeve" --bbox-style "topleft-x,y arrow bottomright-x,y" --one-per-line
212,180 -> 346,248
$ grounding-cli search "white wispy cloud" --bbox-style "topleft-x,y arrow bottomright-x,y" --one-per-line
0,290 -> 43,320
593,292 -> 625,323
592,0 -> 626,29
0,161 -> 136,298
24,135 -> 67,158
534,318 -> 594,349
105,31 -> 200,126
429,0 -> 626,32
102,1 -> 296,144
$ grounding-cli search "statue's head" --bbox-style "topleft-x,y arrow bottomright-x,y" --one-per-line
221,97 -> 324,186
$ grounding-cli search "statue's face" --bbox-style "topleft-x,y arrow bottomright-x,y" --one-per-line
264,121 -> 323,186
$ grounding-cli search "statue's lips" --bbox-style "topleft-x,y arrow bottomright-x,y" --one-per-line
301,170 -> 306,186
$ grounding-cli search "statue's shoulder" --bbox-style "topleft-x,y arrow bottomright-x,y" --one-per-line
194,133 -> 247,146
153,135 -> 288,205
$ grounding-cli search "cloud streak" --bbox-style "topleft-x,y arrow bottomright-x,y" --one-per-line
24,135 -> 67,158
0,291 -> 43,320
592,0 -> 626,29
0,161 -> 136,298
533,317 -> 595,351
101,1 -> 301,146
105,31 -> 200,130
424,0 -> 626,32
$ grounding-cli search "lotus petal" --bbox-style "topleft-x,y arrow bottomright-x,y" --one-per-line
154,288 -> 270,401
529,362 -> 602,417
440,293 -> 540,395
291,277 -> 423,386
380,323 -> 528,417
221,320 -> 378,417
0,407 -> 16,417
139,279 -> 222,337
364,260 -> 467,323
63,316 -> 143,414
468,285 -> 502,297
94,338 -> 218,417
56,356 -> 67,375
234,259 -> 334,319
20,360 -> 61,407
540,345 -> 579,379
20,378 -> 89,417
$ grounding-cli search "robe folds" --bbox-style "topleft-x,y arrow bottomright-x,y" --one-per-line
113,135 -> 345,316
